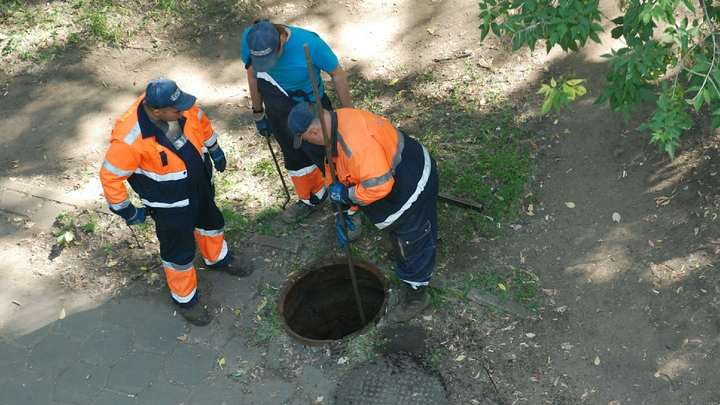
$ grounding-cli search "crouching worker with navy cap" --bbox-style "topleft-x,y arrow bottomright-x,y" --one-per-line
100,78 -> 253,326
287,102 -> 440,323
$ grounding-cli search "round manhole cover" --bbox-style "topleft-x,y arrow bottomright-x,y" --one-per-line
335,353 -> 449,405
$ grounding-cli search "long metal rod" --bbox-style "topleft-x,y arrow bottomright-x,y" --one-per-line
265,135 -> 291,210
303,44 -> 366,325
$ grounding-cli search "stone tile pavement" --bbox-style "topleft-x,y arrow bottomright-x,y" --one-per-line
0,181 -> 340,405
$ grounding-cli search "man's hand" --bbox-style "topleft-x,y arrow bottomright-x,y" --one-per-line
254,112 -> 272,137
209,147 -> 227,172
329,182 -> 349,205
334,213 -> 356,248
126,207 -> 146,226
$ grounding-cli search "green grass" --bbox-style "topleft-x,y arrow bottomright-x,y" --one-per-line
434,267 -> 540,312
351,59 -> 533,252
251,158 -> 276,179
246,282 -> 283,345
0,0 -> 256,65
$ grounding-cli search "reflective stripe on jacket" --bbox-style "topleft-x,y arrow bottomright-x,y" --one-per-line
327,109 -> 433,229
100,94 -> 218,217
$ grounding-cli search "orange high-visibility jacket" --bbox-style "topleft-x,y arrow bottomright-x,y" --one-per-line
327,109 -> 433,229
100,94 -> 218,218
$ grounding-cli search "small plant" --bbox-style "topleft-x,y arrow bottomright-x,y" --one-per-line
53,229 -> 76,246
81,213 -> 98,233
78,10 -> 121,45
55,212 -> 73,227
251,158 -> 275,179
429,347 -> 446,363
536,76 -> 587,116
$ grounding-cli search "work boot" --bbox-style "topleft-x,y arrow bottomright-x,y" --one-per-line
210,255 -> 253,278
178,304 -> 211,326
384,287 -> 430,324
281,199 -> 328,223
347,212 -> 363,242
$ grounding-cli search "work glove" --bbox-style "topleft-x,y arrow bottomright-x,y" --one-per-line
254,112 -> 272,138
209,147 -> 227,173
126,207 -> 146,226
329,182 -> 350,205
334,213 -> 356,249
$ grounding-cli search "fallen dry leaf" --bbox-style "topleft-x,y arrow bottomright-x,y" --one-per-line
388,78 -> 398,86
177,334 -> 187,341
593,356 -> 601,365
612,212 -> 621,223
218,358 -> 226,368
654,196 -> 670,207
59,308 -> 66,319
565,202 -> 576,208
455,355 -> 466,361
648,240 -> 655,247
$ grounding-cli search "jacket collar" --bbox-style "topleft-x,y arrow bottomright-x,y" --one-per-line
137,98 -> 187,140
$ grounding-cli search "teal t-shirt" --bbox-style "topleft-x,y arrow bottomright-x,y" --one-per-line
241,25 -> 339,103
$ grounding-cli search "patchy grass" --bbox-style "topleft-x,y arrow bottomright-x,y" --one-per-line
0,0 -> 256,69
246,282 -> 283,345
433,267 -> 540,312
350,58 -> 534,252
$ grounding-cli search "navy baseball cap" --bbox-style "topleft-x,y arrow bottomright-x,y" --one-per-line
247,20 -> 280,72
288,102 -> 318,149
144,78 -> 196,110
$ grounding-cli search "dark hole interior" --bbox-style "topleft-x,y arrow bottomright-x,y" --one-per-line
280,263 -> 386,342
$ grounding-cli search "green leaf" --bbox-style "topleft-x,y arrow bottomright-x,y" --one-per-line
536,84 -> 552,95
541,97 -> 553,115
680,0 -> 695,13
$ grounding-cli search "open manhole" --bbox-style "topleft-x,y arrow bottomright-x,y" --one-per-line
277,257 -> 389,346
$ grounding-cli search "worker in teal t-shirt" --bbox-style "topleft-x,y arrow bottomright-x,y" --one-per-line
240,19 -> 360,239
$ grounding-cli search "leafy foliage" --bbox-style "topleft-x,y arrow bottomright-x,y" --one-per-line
479,0 -> 720,158
536,76 -> 587,115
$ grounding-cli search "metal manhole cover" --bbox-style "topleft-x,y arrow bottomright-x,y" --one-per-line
335,353 -> 449,405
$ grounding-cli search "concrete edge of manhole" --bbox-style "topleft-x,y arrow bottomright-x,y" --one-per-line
334,353 -> 449,405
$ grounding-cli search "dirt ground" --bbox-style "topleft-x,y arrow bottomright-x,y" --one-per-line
2,0 -> 720,404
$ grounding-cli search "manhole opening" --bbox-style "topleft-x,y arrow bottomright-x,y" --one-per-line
278,257 -> 388,346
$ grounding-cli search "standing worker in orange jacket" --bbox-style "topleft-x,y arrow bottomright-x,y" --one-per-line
287,102 -> 439,323
100,78 -> 252,326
